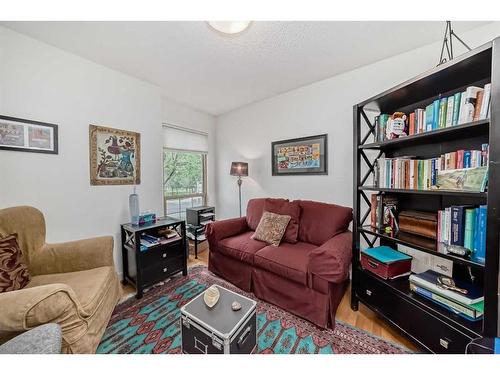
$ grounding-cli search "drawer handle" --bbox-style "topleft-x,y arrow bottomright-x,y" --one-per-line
194,337 -> 208,354
162,253 -> 167,258
439,338 -> 450,349
366,289 -> 372,296
367,260 -> 379,269
163,267 -> 168,273
237,326 -> 252,348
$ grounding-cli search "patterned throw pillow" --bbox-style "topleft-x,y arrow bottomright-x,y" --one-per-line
251,211 -> 291,247
0,234 -> 31,293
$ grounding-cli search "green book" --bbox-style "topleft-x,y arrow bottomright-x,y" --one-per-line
439,97 -> 447,128
452,92 -> 462,126
464,208 -> 476,250
471,300 -> 484,314
418,160 -> 424,190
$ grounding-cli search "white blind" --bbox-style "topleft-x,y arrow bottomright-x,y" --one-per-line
163,125 -> 208,153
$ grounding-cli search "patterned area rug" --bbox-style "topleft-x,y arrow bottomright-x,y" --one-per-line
97,266 -> 411,354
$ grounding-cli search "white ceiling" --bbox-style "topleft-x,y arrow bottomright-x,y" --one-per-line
1,21 -> 491,115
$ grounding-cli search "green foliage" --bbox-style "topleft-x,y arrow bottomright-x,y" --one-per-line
164,150 -> 204,196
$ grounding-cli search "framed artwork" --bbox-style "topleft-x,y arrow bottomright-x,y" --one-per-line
0,115 -> 58,154
271,134 -> 328,176
89,124 -> 141,185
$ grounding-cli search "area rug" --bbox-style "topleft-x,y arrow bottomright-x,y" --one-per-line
97,266 -> 411,354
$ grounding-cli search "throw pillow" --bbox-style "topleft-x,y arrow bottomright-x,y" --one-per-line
251,211 -> 291,247
264,199 -> 300,243
0,234 -> 31,293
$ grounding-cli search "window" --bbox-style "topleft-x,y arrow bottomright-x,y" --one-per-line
162,125 -> 208,219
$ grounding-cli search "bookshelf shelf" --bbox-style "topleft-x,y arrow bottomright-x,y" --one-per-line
358,186 -> 488,198
352,39 -> 500,353
359,226 -> 485,270
359,119 -> 489,150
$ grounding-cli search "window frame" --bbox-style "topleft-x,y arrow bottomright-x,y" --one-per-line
162,147 -> 207,218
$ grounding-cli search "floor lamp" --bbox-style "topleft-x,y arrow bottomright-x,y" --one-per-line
230,162 -> 248,217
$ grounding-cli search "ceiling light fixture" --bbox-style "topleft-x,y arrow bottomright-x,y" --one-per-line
207,21 -> 251,35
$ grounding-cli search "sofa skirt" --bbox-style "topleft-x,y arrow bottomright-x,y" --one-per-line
208,251 -> 253,292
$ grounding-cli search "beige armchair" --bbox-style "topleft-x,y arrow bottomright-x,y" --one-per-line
0,206 -> 120,353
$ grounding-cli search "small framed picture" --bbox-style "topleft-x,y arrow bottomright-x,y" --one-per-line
272,134 -> 328,176
0,115 -> 58,154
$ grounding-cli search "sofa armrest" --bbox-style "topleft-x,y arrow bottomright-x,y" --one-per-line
0,284 -> 82,333
308,231 -> 352,284
205,217 -> 249,248
30,236 -> 114,275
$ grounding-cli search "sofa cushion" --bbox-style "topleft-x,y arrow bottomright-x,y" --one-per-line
26,266 -> 115,316
264,199 -> 300,243
297,200 -> 352,246
252,211 -> 291,247
254,241 -> 316,285
246,198 -> 288,231
218,231 -> 267,265
0,234 -> 30,293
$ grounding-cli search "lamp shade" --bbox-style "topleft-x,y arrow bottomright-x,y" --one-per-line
230,162 -> 248,177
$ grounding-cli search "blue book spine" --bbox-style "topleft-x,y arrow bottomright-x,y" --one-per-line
431,159 -> 436,186
463,151 -> 471,168
452,92 -> 462,126
473,207 -> 480,256
450,206 -> 465,246
475,205 -> 487,263
432,99 -> 440,130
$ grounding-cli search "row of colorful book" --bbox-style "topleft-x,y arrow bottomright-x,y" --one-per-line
409,270 -> 484,321
375,83 -> 491,142
375,144 -> 489,191
437,205 -> 487,264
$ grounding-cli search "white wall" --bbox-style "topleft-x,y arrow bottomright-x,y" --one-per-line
0,26 -> 215,275
215,22 -> 500,219
162,99 -> 217,208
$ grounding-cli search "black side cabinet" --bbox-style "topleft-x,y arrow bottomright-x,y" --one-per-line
186,206 -> 215,259
121,217 -> 188,298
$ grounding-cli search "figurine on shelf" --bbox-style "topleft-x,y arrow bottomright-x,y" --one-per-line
386,112 -> 408,140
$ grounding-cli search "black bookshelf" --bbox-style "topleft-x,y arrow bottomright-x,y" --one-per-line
352,39 -> 500,353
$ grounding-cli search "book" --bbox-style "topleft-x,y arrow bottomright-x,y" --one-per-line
462,86 -> 483,123
439,97 -> 447,128
464,208 -> 476,250
474,205 -> 487,263
481,143 -> 489,166
445,95 -> 454,127
409,270 -> 484,305
378,114 -> 390,142
370,194 -> 379,228
479,83 -> 491,120
409,112 -> 415,135
425,103 -> 434,131
410,283 -> 483,321
473,90 -> 484,121
450,206 -> 467,247
452,92 -> 462,125
432,99 -> 440,130
457,90 -> 467,124
436,166 -> 488,192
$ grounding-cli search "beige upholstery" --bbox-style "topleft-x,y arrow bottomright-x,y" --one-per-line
0,206 -> 120,353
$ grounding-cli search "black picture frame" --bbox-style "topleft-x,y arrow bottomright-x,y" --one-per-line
271,133 -> 328,176
0,115 -> 58,154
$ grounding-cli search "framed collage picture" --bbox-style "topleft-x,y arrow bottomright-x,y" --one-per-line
0,115 -> 58,154
271,134 -> 328,176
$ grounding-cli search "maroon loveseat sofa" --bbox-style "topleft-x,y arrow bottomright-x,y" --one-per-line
205,198 -> 353,329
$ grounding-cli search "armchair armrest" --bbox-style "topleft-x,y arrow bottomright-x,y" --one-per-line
205,217 -> 249,246
308,231 -> 352,284
0,284 -> 82,333
30,236 -> 114,275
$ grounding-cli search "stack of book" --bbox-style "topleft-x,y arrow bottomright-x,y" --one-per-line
370,194 -> 398,232
437,205 -> 487,263
409,270 -> 484,321
375,83 -> 491,142
140,232 -> 180,251
375,144 -> 489,191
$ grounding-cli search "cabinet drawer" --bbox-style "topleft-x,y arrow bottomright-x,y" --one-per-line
358,271 -> 475,353
142,256 -> 184,286
141,242 -> 184,268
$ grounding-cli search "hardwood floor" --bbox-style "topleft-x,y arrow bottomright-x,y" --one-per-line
121,239 -> 419,352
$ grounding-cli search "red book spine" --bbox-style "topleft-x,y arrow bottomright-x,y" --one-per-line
409,112 -> 415,135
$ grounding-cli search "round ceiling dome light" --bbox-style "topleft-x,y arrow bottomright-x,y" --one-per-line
207,21 -> 251,35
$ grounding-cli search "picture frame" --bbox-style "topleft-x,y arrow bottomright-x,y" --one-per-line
0,115 -> 58,154
271,134 -> 328,176
89,124 -> 141,185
